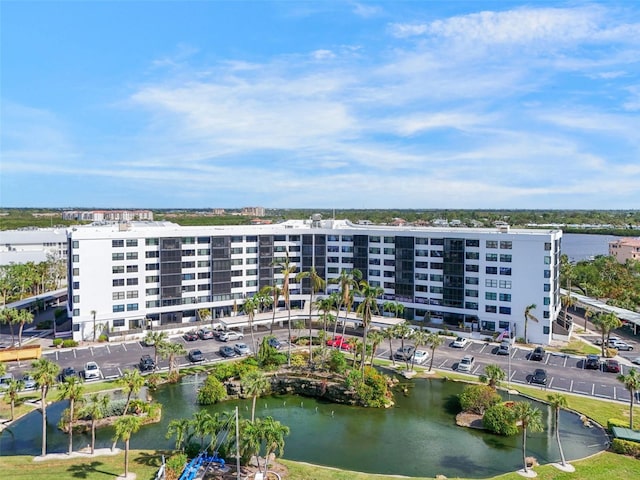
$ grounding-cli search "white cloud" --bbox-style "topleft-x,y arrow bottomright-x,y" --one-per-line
388,23 -> 428,38
352,2 -> 381,18
311,49 -> 336,60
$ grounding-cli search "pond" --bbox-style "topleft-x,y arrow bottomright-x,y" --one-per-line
0,375 -> 609,478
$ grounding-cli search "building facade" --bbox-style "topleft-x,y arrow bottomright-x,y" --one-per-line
609,238 -> 640,264
0,228 -> 68,265
66,219 -> 562,344
62,210 -> 154,222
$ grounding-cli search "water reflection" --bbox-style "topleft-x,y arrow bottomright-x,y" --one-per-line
0,376 -> 608,478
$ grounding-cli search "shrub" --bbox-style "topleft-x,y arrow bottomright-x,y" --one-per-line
165,453 -> 188,480
344,367 -> 391,408
37,320 -> 53,330
607,418 -> 629,430
611,438 -> 640,458
103,399 -> 127,417
289,353 -> 307,368
62,339 -> 78,348
52,338 -> 63,347
604,347 -> 618,358
98,334 -> 108,342
328,349 -> 348,374
483,403 -> 519,436
459,384 -> 501,415
184,441 -> 201,459
197,375 -> 227,405
146,373 -> 161,391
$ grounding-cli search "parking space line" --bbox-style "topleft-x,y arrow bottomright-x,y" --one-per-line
122,343 -> 127,351
592,384 -> 595,396
106,345 -> 111,354
509,370 -> 516,381
544,355 -> 550,365
569,380 -> 574,392
563,357 -> 568,367
479,344 -> 487,353
73,349 -> 77,358
614,387 -> 617,400
548,378 -> 554,388
472,366 -> 481,375
438,360 -> 448,368
594,394 -> 611,399
117,367 -> 122,376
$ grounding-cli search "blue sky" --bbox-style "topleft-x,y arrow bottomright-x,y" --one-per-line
2,1 -> 639,209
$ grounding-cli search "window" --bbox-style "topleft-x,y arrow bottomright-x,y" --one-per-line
113,292 -> 125,300
113,266 -> 124,274
230,258 -> 243,266
465,289 -> 478,297
126,239 -> 138,247
466,252 -> 479,260
383,248 -> 395,255
145,238 -> 159,246
182,237 -> 195,244
72,267 -> 79,276
112,240 -> 124,248
113,279 -> 124,287
485,292 -> 497,300
384,236 -> 395,243
72,254 -> 80,262
127,278 -> 138,286
126,252 -> 138,260
198,272 -> 211,279
499,254 -> 512,262
465,302 -> 478,310
341,235 -> 353,242
72,240 -> 79,249
246,269 -> 257,276
499,293 -> 511,302
543,283 -> 550,292
126,303 -> 138,311
246,279 -> 258,287
328,245 -> 339,253
499,306 -> 511,315
112,253 -> 124,261
341,246 -> 353,253
182,249 -> 195,257
146,300 -> 160,308
145,275 -> 159,283
486,266 -> 497,274
544,256 -> 551,264
431,238 -> 444,246
486,240 -> 498,248
415,237 -> 428,245
499,280 -> 512,289
485,305 -> 497,313
72,309 -> 80,317
486,253 -> 498,261
543,326 -> 550,334
430,250 -> 443,258
369,269 -> 380,277
543,297 -> 550,305
146,263 -> 159,271
369,247 -> 381,254
127,290 -> 138,299
182,273 -> 196,280
197,260 -> 210,268
145,251 -> 159,258
415,273 -> 428,280
384,282 -> 395,289
383,270 -> 394,278
246,258 -> 257,264
416,261 -> 429,268
197,249 -> 210,256
369,258 -> 381,265
544,270 -> 551,278
543,311 -> 550,319
246,246 -> 257,254
231,247 -> 243,254
499,241 -> 512,249
384,259 -> 395,267
369,236 -> 380,243
465,277 -> 479,285
370,280 -> 381,287
415,249 -> 429,257
499,267 -> 511,276
430,286 -> 443,294
466,239 -> 480,247
466,264 -> 479,272
113,305 -> 125,313
146,288 -> 159,295
544,242 -> 551,251
198,236 -> 211,244
126,265 -> 138,273
182,285 -> 195,292
486,279 -> 497,287
430,274 -> 443,282
327,235 -> 339,241
113,318 -> 125,327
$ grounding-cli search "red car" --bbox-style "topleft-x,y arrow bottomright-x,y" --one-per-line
603,359 -> 621,373
327,336 -> 352,351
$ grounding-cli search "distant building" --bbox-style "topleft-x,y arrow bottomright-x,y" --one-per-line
62,210 -> 154,222
211,209 -> 226,215
0,228 -> 68,265
609,238 -> 640,263
241,206 -> 266,217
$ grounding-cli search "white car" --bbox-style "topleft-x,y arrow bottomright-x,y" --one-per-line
632,357 -> 640,366
219,330 -> 244,342
451,337 -> 469,348
458,355 -> 475,373
84,361 -> 101,380
413,350 -> 430,365
610,340 -> 634,351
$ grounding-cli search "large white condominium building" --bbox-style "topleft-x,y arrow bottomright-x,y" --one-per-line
66,218 -> 562,344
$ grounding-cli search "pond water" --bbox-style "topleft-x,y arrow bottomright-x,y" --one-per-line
0,376 -> 609,478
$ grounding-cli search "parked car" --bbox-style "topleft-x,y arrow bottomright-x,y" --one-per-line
603,359 -> 621,373
267,337 -> 282,350
530,368 -> 547,385
183,331 -> 199,342
234,342 -> 251,355
530,346 -> 545,361
219,346 -> 237,358
0,373 -> 15,390
585,354 -> 601,370
413,350 -> 429,365
188,349 -> 205,362
451,337 -> 469,348
84,361 -> 101,380
496,341 -> 511,356
394,345 -> 416,361
632,357 -> 640,366
327,336 -> 351,351
219,330 -> 244,342
139,354 -> 156,372
457,355 -> 475,372
198,328 -> 215,340
610,340 -> 634,351
22,374 -> 37,390
60,367 -> 78,382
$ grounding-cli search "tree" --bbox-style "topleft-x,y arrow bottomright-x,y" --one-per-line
90,310 -> 97,342
113,415 -> 143,478
166,418 -> 192,452
275,253 -> 297,366
197,374 -> 227,405
523,304 -> 538,344
16,308 -> 34,348
30,358 -> 59,456
355,280 -> 383,379
593,312 -> 622,356
243,296 -> 259,356
513,402 -> 544,474
241,370 -> 271,423
260,416 -> 290,475
0,308 -> 19,347
81,393 -> 109,454
190,410 -> 215,449
459,384 -> 501,415
296,266 -> 326,363
547,393 -> 569,467
617,368 -> 640,429
315,295 -> 336,346
368,330 -> 385,367
560,292 -> 576,328
118,369 -> 145,417
144,331 -> 169,371
329,268 -> 362,339
4,378 -> 25,421
160,341 -> 186,380
57,376 -> 85,455
583,306 -> 593,332
383,301 -> 405,320
383,325 -> 398,366
480,364 -> 506,390
394,321 -> 414,370
426,332 -> 444,372
264,284 -> 282,335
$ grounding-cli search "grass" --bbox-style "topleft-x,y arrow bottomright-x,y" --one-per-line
550,339 -> 601,356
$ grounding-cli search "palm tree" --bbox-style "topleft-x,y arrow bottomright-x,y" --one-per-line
480,364 -> 506,390
143,331 -> 168,370
560,292 -> 576,328
331,268 -> 362,339
57,376 -> 85,455
166,418 -> 192,452
523,304 -> 538,344
4,378 -> 25,421
583,307 -> 594,332
190,410 -> 214,449
383,325 -> 398,366
264,284 -> 282,335
383,301 -> 405,320
31,357 -> 59,456
241,418 -> 264,471
394,321 -> 414,370
160,341 -> 186,378
513,402 -> 544,474
90,310 -> 97,342
315,295 -> 336,346
260,416 -> 290,475
113,415 -> 143,478
426,332 -> 444,372
243,296 -> 259,355
617,368 -> 640,429
275,253 -> 297,366
118,369 -> 145,417
82,393 -> 109,454
241,370 -> 271,422
0,307 -> 19,347
355,280 -> 383,379
593,312 -> 622,356
547,393 -> 569,467
16,308 -> 34,348
368,330 -> 385,367
296,266 -> 326,363
410,329 -> 429,370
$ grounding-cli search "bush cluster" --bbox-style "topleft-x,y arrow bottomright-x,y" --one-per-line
459,384 -> 501,415
611,438 -> 640,458
197,375 -> 227,405
344,366 -> 391,408
483,403 -> 519,436
607,418 -> 630,430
